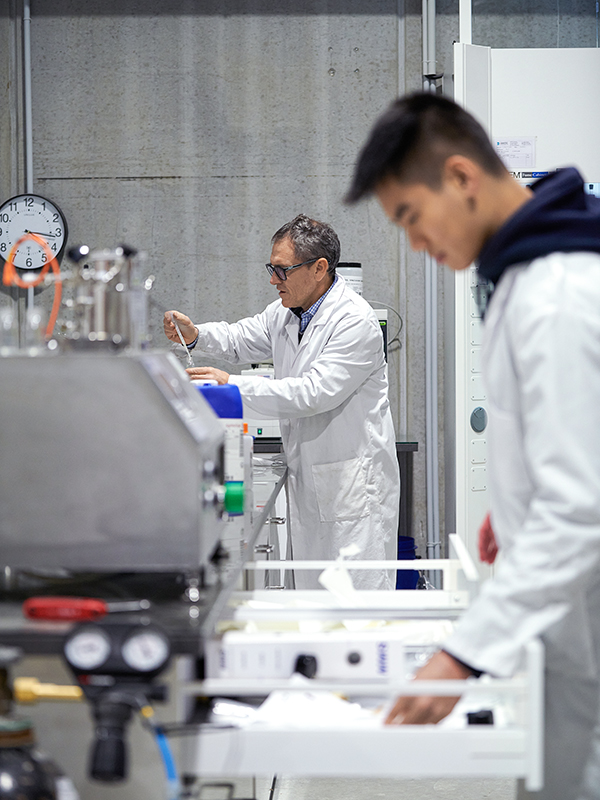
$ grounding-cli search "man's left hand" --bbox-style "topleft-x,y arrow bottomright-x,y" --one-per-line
186,367 -> 230,385
478,512 -> 499,564
384,650 -> 472,725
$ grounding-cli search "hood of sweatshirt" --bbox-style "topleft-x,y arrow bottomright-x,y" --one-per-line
477,167 -> 600,287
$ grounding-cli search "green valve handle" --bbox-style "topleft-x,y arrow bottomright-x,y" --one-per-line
224,482 -> 244,515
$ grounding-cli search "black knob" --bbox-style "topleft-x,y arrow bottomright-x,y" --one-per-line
470,406 -> 488,433
347,651 -> 361,665
90,732 -> 127,782
294,654 -> 317,679
467,709 -> 494,725
90,699 -> 132,782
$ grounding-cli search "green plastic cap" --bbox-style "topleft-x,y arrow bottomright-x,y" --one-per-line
224,482 -> 244,516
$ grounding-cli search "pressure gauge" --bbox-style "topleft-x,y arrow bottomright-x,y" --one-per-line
0,194 -> 68,269
64,626 -> 112,671
121,629 -> 170,673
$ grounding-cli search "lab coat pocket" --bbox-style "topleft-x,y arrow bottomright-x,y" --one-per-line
312,457 -> 369,522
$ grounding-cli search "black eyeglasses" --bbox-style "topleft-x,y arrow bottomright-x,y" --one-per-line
265,258 -> 318,282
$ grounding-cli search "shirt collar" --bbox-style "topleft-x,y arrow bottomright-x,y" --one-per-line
293,275 -> 338,333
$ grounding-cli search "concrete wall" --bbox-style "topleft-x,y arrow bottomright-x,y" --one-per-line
1,0 -> 430,557
0,0 -> 440,561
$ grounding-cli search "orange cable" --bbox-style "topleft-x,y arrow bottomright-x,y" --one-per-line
3,231 -> 62,339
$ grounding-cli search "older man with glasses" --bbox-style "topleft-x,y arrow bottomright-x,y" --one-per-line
164,214 -> 400,590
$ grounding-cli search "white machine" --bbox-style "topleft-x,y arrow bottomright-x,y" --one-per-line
240,364 -> 281,439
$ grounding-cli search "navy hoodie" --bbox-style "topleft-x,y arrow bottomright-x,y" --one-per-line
477,167 -> 600,288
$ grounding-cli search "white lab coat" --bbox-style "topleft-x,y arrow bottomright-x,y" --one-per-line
444,252 -> 600,800
194,276 -> 400,590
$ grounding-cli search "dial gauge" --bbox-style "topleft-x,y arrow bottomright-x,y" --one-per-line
0,194 -> 68,270
64,627 -> 111,671
121,629 -> 170,672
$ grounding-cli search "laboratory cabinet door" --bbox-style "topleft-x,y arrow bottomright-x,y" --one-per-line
453,43 -> 600,573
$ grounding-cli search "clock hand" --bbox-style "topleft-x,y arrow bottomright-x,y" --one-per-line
24,229 -> 58,238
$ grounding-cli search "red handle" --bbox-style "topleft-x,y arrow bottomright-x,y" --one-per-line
23,596 -> 108,621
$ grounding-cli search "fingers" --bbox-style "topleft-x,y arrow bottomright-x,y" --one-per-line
478,512 -> 498,564
478,511 -> 492,536
187,367 -> 211,380
478,528 -> 489,563
163,310 -> 197,344
386,695 -> 461,725
186,367 -> 229,385
171,310 -> 192,326
385,697 -> 409,725
163,310 -> 178,341
384,650 -> 470,725
481,537 -> 498,564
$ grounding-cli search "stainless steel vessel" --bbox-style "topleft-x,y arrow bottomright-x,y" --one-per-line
66,246 -> 150,349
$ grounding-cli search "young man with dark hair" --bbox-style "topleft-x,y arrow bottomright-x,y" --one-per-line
347,93 -> 600,799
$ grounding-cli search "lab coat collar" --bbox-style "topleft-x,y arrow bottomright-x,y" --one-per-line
305,273 -> 345,329
282,274 -> 346,344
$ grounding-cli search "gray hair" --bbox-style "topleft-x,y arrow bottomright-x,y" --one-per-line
272,214 -> 341,273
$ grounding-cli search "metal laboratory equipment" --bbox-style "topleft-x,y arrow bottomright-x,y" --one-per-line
0,241 -> 241,789
63,244 -> 150,350
0,351 -> 224,573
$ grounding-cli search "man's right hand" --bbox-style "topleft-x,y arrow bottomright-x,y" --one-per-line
163,310 -> 198,345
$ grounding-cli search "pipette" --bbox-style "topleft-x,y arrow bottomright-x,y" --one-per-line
170,312 -> 194,367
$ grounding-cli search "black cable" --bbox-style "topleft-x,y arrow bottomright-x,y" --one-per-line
268,775 -> 277,800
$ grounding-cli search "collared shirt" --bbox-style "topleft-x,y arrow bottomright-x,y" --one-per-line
292,275 -> 338,342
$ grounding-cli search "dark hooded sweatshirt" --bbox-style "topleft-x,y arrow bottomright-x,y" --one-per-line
477,167 -> 600,292
443,171 -> 600,678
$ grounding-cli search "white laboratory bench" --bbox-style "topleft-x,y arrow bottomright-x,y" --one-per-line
175,543 -> 545,791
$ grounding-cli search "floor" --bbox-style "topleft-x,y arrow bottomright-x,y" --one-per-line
195,776 -> 517,800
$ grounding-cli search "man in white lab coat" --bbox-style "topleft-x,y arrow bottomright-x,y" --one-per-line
164,214 -> 400,590
346,93 -> 600,799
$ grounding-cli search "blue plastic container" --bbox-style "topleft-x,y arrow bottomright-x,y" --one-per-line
396,535 -> 419,590
196,384 -> 243,419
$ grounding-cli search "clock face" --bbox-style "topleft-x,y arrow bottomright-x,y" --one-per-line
0,194 -> 68,270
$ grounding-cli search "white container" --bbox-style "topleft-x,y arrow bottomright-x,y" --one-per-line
337,262 -> 363,296
240,364 -> 281,437
206,628 -> 408,681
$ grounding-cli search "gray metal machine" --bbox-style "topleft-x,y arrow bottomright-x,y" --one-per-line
0,351 -> 225,573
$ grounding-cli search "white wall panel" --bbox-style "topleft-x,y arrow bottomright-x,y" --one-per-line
455,43 -> 600,573
491,48 -> 600,179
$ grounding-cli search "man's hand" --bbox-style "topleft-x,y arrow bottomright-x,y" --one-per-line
478,512 -> 498,564
163,310 -> 198,345
384,650 -> 472,725
187,367 -> 230,385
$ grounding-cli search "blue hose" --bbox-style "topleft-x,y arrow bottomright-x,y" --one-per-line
155,728 -> 179,799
